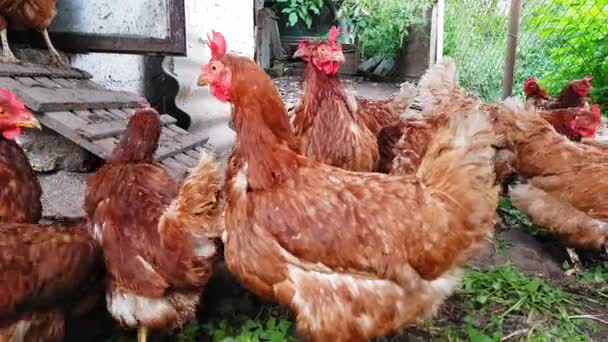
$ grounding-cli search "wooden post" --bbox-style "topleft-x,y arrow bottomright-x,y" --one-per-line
436,0 -> 445,63
429,4 -> 438,66
502,0 -> 523,99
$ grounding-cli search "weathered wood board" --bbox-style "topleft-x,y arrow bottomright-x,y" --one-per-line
0,62 -> 91,79
2,62 -> 210,180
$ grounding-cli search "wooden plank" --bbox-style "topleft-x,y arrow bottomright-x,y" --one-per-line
0,62 -> 91,79
76,110 -> 107,124
13,86 -> 146,112
161,158 -> 188,180
155,133 -> 208,161
52,78 -> 78,88
0,77 -> 25,90
94,109 -> 122,120
106,108 -> 129,119
14,77 -> 42,88
38,111 -> 108,158
77,114 -> 177,140
184,149 -> 200,159
34,77 -> 62,89
166,124 -> 188,134
174,153 -> 198,167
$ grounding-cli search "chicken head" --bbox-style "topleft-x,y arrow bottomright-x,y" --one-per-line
197,31 -> 232,102
0,88 -> 41,140
523,77 -> 543,96
569,104 -> 601,138
571,76 -> 593,97
293,26 -> 345,76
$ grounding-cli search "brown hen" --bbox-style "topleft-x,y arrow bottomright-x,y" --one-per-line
0,0 -> 68,66
0,88 -> 42,224
492,99 -> 608,253
199,32 -> 498,341
0,220 -> 103,342
292,37 -> 378,172
84,109 -> 223,342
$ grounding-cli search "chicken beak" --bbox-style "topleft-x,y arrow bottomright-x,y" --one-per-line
293,49 -> 305,59
197,74 -> 210,87
16,118 -> 42,130
334,51 -> 346,64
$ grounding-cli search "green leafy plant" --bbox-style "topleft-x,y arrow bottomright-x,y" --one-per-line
445,0 -> 608,107
277,0 -> 325,29
459,264 -> 599,340
336,0 -> 433,58
528,0 -> 608,111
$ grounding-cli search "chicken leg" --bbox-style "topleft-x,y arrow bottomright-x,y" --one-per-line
137,326 -> 147,342
564,247 -> 583,276
0,27 -> 19,64
41,28 -> 68,67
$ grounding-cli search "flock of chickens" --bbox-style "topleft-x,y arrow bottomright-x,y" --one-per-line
0,25 -> 606,342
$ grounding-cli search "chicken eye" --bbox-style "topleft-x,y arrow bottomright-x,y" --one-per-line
211,65 -> 217,71
0,109 -> 6,118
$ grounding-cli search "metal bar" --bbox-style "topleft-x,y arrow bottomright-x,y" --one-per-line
502,0 -> 523,100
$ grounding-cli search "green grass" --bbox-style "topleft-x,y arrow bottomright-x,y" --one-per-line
427,264 -> 602,341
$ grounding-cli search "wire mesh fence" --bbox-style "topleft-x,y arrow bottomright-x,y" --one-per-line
444,0 -> 608,107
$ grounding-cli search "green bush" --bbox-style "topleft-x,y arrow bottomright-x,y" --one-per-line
336,0 -> 433,59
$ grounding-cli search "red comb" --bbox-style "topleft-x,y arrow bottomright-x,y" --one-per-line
524,77 -> 537,84
328,26 -> 340,43
207,31 -> 227,59
592,104 -> 600,116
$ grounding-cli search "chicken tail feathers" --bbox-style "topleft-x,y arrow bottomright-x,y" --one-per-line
418,57 -> 461,112
389,82 -> 418,114
159,149 -> 224,239
417,107 -> 498,229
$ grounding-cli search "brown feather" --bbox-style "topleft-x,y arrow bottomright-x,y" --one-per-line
493,100 -> 608,250
0,137 -> 42,224
220,55 -> 498,341
293,63 -> 378,172
85,109 -> 221,331
0,0 -> 57,30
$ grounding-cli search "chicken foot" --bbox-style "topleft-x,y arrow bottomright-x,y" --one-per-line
137,326 -> 148,342
0,27 -> 19,64
564,247 -> 583,276
41,29 -> 69,67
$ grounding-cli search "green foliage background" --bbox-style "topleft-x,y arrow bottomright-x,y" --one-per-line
445,0 -> 608,110
336,0 -> 433,58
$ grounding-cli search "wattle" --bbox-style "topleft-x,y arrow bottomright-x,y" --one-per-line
2,128 -> 21,140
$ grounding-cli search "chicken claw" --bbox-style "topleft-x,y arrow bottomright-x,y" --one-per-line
0,28 -> 19,64
41,29 -> 69,67
564,247 -> 583,276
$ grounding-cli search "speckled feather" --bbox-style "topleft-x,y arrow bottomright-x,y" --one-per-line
0,222 -> 101,341
493,100 -> 608,250
0,137 -> 42,224
293,62 -> 378,172
85,109 -> 221,331
0,0 -> 57,30
219,54 -> 499,341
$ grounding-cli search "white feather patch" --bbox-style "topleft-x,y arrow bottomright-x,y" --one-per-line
106,289 -> 177,328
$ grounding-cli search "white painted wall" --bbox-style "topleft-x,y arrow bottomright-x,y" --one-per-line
69,0 -> 255,154
72,0 -> 255,94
